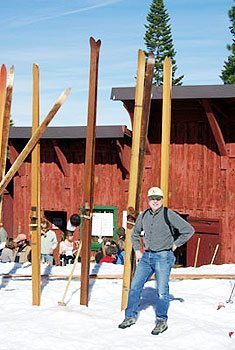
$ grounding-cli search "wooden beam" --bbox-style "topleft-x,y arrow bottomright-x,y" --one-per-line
202,99 -> 227,156
0,88 -> 71,196
121,49 -> 146,310
1,273 -> 234,280
136,52 -> 155,209
160,57 -> 172,206
31,64 -> 41,306
80,37 -> 101,306
0,64 -> 7,163
0,66 -> 14,221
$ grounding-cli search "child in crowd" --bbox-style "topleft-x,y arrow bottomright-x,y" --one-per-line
60,230 -> 78,266
116,239 -> 125,265
99,245 -> 117,264
0,238 -> 15,263
95,239 -> 111,263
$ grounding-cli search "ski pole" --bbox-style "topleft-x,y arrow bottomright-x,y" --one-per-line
226,282 -> 235,304
58,241 -> 82,306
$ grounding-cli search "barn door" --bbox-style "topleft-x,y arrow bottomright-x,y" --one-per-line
186,217 -> 221,267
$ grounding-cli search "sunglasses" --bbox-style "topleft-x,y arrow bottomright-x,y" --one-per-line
148,196 -> 163,201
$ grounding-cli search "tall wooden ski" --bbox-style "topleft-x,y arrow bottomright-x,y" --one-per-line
160,57 -> 172,206
80,37 -> 101,306
0,65 -> 7,164
0,88 -> 71,196
136,53 -> 155,209
0,66 -> 14,220
121,50 -> 146,310
31,64 -> 41,306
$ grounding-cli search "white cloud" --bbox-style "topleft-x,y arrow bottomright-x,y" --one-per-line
10,0 -> 123,27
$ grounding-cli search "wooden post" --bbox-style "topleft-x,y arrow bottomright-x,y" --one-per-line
0,64 -> 7,223
121,50 -> 146,310
0,88 -> 71,196
160,57 -> 172,206
194,237 -> 201,267
0,65 -> 7,164
31,64 -> 41,306
210,244 -> 219,264
80,37 -> 101,306
136,53 -> 155,209
0,66 -> 14,219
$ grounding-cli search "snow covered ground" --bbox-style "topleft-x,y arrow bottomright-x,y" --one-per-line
0,262 -> 234,350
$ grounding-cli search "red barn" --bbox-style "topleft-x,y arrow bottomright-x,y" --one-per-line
111,84 -> 235,265
2,84 -> 235,266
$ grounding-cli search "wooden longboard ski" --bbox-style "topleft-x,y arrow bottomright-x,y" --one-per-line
160,57 -> 172,206
80,37 -> 101,306
136,52 -> 155,209
121,50 -> 146,310
0,66 -> 14,220
0,88 -> 71,196
121,52 -> 155,310
31,63 -> 41,306
0,64 -> 7,162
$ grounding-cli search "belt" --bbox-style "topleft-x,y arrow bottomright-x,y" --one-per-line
145,248 -> 172,253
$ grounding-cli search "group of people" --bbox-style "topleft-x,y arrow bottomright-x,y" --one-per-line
0,213 -> 81,265
0,230 -> 31,264
95,228 -> 125,265
1,186 -> 195,336
0,213 -> 126,267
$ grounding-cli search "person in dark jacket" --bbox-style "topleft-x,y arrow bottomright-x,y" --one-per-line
118,187 -> 195,335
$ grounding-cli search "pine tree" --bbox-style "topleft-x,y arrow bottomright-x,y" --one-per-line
144,0 -> 183,85
221,3 -> 235,84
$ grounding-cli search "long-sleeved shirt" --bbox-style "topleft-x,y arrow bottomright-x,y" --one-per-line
41,230 -> 58,255
131,206 -> 195,252
0,247 -> 14,262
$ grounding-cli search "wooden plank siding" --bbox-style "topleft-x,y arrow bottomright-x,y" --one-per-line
6,136 -> 131,242
3,84 -> 235,265
122,97 -> 234,264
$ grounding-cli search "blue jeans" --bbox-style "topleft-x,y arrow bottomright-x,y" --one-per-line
41,254 -> 53,265
125,250 -> 175,320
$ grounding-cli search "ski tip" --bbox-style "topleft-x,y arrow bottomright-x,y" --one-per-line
147,52 -> 155,65
7,66 -> 15,87
57,88 -> 71,105
0,65 -> 7,87
1,64 -> 7,75
90,37 -> 101,48
164,56 -> 172,66
33,63 -> 39,69
10,65 -> 15,73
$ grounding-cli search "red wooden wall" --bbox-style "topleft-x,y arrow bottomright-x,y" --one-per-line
3,95 -> 235,266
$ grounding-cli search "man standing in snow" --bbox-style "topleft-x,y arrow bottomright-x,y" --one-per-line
118,187 -> 195,335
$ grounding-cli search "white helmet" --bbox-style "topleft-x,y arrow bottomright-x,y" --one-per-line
147,187 -> 164,198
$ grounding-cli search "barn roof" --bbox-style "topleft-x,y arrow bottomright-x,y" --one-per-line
111,84 -> 235,101
9,125 -> 131,139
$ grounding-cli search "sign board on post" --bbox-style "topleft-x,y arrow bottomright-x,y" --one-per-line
91,212 -> 113,237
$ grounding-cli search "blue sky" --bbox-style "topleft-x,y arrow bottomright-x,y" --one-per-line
0,0 -> 233,129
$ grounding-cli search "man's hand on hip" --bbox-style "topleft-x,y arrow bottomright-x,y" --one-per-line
135,250 -> 143,262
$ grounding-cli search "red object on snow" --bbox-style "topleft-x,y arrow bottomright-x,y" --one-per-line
229,332 -> 234,337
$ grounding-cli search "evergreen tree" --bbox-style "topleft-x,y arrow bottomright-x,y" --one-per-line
144,0 -> 183,85
221,3 -> 235,84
